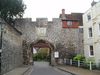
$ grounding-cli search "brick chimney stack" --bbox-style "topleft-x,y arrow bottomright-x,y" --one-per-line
61,9 -> 66,19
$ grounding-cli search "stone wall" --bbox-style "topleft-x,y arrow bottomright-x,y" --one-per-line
1,23 -> 22,74
15,18 -> 83,65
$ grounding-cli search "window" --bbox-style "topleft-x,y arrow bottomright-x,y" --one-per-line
88,27 -> 92,38
37,27 -> 46,36
87,13 -> 91,21
89,45 -> 94,57
79,28 -> 83,33
99,23 -> 100,35
79,26 -> 83,33
67,21 -> 72,25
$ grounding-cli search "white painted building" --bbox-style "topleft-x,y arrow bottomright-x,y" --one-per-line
83,1 -> 100,68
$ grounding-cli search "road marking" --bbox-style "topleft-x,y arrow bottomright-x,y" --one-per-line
28,68 -> 34,75
54,68 -> 68,75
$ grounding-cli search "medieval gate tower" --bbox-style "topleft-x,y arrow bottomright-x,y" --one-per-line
1,9 -> 83,74
15,15 -> 83,65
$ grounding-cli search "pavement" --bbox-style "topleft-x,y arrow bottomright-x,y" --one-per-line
57,65 -> 100,75
3,64 -> 100,75
3,65 -> 33,75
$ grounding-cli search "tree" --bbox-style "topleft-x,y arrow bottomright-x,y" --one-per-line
0,0 -> 26,24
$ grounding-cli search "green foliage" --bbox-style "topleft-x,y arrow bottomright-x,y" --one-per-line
0,0 -> 26,24
82,58 -> 96,69
68,53 -> 76,59
33,48 -> 50,61
73,55 -> 85,61
33,53 -> 41,61
86,58 -> 95,62
46,54 -> 50,61
33,53 -> 50,62
38,48 -> 49,54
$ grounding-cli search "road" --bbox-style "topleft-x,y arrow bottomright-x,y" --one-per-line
30,61 -> 71,75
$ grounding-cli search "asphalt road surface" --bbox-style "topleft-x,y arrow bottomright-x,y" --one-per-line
30,61 -> 71,75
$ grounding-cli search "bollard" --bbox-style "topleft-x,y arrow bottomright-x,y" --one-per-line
78,60 -> 80,67
90,61 -> 92,70
64,58 -> 66,64
70,59 -> 72,66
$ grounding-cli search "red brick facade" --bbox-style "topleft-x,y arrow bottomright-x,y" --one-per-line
62,20 -> 79,28
60,9 -> 83,28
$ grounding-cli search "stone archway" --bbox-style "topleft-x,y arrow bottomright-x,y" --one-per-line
30,39 -> 55,66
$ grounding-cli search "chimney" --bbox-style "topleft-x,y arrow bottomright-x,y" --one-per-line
61,9 -> 66,19
91,0 -> 97,6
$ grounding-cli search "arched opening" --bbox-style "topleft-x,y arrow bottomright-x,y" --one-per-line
30,40 -> 54,65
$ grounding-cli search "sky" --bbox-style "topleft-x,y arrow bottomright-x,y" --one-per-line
23,0 -> 99,21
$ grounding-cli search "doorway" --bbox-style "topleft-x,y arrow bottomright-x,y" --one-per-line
30,40 -> 54,65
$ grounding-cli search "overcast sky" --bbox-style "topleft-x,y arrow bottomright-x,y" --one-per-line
23,0 -> 99,21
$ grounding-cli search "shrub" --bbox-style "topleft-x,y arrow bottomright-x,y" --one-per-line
33,53 -> 50,62
82,58 -> 96,69
46,54 -> 50,61
37,59 -> 42,61
68,53 -> 77,59
86,58 -> 95,63
73,55 -> 85,61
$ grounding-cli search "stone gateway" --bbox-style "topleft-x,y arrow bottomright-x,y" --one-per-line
15,17 -> 83,65
0,9 -> 83,74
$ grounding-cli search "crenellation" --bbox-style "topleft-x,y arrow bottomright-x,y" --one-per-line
1,16 -> 83,74
14,17 -> 83,65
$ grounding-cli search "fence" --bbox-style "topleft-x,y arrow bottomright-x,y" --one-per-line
64,59 -> 96,70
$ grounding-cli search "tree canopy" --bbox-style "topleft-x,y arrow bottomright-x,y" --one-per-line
0,0 -> 26,24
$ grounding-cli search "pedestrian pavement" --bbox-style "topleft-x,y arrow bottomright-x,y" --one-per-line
3,64 -> 100,75
4,65 -> 33,75
57,65 -> 100,75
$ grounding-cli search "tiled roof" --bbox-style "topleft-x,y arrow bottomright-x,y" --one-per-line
59,13 -> 83,26
65,14 -> 78,20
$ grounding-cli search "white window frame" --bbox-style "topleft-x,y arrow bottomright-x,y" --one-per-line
79,26 -> 83,33
88,27 -> 92,38
88,45 -> 94,57
54,52 -> 59,58
87,13 -> 91,21
67,21 -> 72,25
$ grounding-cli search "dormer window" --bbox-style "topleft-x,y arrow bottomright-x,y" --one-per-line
67,21 -> 72,25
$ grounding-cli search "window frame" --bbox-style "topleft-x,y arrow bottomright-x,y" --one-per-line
99,23 -> 100,36
88,27 -> 92,38
87,13 -> 91,21
67,21 -> 72,25
79,26 -> 83,33
88,45 -> 94,57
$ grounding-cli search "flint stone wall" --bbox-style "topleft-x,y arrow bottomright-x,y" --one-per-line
1,24 -> 22,74
15,18 -> 83,64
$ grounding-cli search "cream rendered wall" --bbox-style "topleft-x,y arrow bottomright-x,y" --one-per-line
83,1 -> 100,63
93,15 -> 100,63
83,9 -> 93,59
